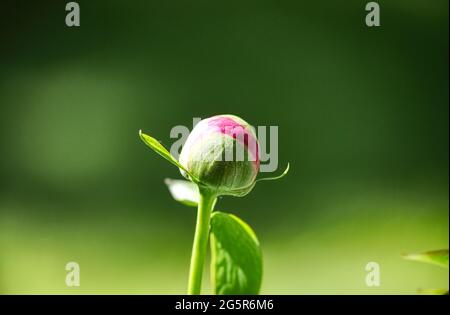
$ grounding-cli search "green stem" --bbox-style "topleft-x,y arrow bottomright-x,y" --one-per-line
187,188 -> 216,295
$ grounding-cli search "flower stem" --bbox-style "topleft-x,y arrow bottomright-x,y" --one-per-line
187,188 -> 216,295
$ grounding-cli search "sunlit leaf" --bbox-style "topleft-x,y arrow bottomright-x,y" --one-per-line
256,163 -> 290,182
164,178 -> 199,207
210,211 -> 262,294
403,249 -> 449,268
139,130 -> 200,183
417,288 -> 448,295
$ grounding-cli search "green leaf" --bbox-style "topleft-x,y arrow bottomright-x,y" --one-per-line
221,163 -> 291,197
164,178 -> 199,207
139,130 -> 200,183
402,249 -> 449,268
210,211 -> 262,295
417,288 -> 449,295
256,163 -> 290,182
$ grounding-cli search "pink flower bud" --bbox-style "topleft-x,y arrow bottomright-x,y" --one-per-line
179,115 -> 259,196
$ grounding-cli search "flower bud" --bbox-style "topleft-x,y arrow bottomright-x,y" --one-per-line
179,115 -> 259,196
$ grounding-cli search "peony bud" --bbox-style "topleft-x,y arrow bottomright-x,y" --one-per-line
179,115 -> 259,196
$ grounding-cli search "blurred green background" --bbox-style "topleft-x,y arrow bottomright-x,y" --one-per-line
0,0 -> 448,294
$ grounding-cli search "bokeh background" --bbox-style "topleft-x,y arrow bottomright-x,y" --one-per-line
0,0 -> 448,294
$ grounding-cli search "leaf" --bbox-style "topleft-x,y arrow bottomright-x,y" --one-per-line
256,163 -> 290,182
210,211 -> 262,295
220,163 -> 291,197
417,288 -> 449,295
402,249 -> 449,268
139,130 -> 200,183
164,178 -> 199,207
